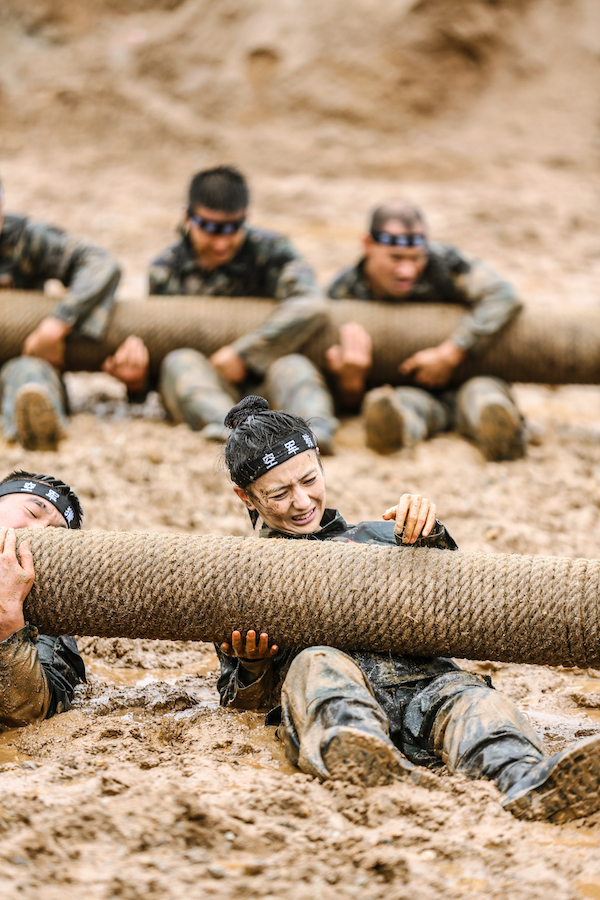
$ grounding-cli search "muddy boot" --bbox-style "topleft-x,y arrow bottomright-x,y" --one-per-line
455,376 -> 525,462
0,356 -> 68,449
279,647 -> 433,788
363,385 -> 449,454
14,384 -> 66,450
501,734 -> 600,823
322,725 -> 423,787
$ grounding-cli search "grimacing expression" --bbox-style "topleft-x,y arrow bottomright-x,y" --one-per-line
0,493 -> 68,529
186,204 -> 247,271
234,450 -> 326,535
363,220 -> 428,298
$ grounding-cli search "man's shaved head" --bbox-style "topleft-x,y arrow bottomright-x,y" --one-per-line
369,202 -> 426,235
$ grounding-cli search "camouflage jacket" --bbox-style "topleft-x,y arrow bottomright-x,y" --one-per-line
327,242 -> 522,354
0,623 -> 86,730
0,214 -> 121,341
216,508 -> 459,715
148,225 -> 328,376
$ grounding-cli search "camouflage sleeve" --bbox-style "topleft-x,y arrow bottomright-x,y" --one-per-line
215,645 -> 276,710
148,258 -> 176,296
396,519 -> 458,551
270,255 -> 320,301
231,295 -> 330,377
450,255 -> 522,354
19,221 -> 121,341
0,625 -> 85,728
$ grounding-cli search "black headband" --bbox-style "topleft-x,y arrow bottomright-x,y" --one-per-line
0,480 -> 78,528
370,229 -> 427,248
237,430 -> 318,487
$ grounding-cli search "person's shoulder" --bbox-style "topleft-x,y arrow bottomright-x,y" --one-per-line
245,225 -> 299,260
0,213 -> 28,247
427,241 -> 471,275
327,261 -> 368,298
149,236 -> 186,269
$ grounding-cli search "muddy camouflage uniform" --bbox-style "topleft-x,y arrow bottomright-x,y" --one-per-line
0,624 -> 86,730
0,213 -> 121,441
216,509 -> 546,796
150,226 -> 337,444
328,243 -> 525,458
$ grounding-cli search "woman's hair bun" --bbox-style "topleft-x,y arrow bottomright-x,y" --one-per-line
224,395 -> 270,430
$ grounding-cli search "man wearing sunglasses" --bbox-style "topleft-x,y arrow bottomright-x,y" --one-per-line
146,166 -> 337,451
326,202 -> 525,461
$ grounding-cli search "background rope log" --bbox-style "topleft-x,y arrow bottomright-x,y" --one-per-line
18,528 -> 600,667
1,291 -> 599,386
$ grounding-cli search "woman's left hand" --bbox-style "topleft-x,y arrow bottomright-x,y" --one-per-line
382,493 -> 437,544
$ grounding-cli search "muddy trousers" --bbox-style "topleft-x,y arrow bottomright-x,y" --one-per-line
0,357 -> 68,441
159,348 -> 338,444
366,376 -> 525,461
278,647 -> 544,793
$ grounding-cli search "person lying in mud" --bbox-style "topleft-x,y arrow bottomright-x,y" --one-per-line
0,470 -> 85,729
216,395 -> 600,823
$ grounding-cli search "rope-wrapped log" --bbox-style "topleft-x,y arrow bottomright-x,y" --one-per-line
1,291 -> 598,386
18,528 -> 600,668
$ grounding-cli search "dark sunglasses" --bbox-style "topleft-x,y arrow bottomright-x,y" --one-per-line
370,229 -> 427,248
188,211 -> 246,235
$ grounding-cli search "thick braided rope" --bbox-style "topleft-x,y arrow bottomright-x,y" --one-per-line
2,292 -> 600,385
17,529 -> 600,667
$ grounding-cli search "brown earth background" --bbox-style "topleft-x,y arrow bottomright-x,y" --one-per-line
1,1 -> 600,898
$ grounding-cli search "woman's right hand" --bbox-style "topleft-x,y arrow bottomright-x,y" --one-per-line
220,629 -> 278,660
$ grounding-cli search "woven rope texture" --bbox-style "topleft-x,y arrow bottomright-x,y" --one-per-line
2,292 -> 600,385
18,528 -> 600,667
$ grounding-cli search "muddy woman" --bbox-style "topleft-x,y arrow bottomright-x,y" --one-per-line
217,395 -> 600,823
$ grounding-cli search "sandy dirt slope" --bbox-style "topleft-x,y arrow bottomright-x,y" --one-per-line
1,0 -> 600,897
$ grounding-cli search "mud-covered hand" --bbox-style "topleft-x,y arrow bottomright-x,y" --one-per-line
399,340 -> 466,389
221,629 -> 278,661
325,322 -> 373,408
22,316 -> 70,369
382,493 -> 437,544
0,528 -> 35,642
209,345 -> 248,385
102,335 -> 150,395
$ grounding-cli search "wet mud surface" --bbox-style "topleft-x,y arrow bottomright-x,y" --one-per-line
1,0 -> 600,895
1,408 -> 600,899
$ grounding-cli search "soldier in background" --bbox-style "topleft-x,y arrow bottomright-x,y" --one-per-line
326,202 -> 525,461
146,166 -> 338,452
0,176 -> 141,449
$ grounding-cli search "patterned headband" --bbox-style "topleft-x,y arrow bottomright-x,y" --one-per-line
0,479 -> 79,527
237,431 -> 318,487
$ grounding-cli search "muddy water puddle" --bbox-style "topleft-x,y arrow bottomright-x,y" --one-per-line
84,658 -> 217,685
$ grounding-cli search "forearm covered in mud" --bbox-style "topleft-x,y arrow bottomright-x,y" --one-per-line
215,645 -> 276,710
231,295 -> 329,378
0,625 -> 51,728
451,259 -> 522,355
0,627 -> 86,729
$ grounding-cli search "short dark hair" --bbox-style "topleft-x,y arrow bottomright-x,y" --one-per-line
188,166 -> 249,215
0,470 -> 83,529
370,202 -> 426,235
